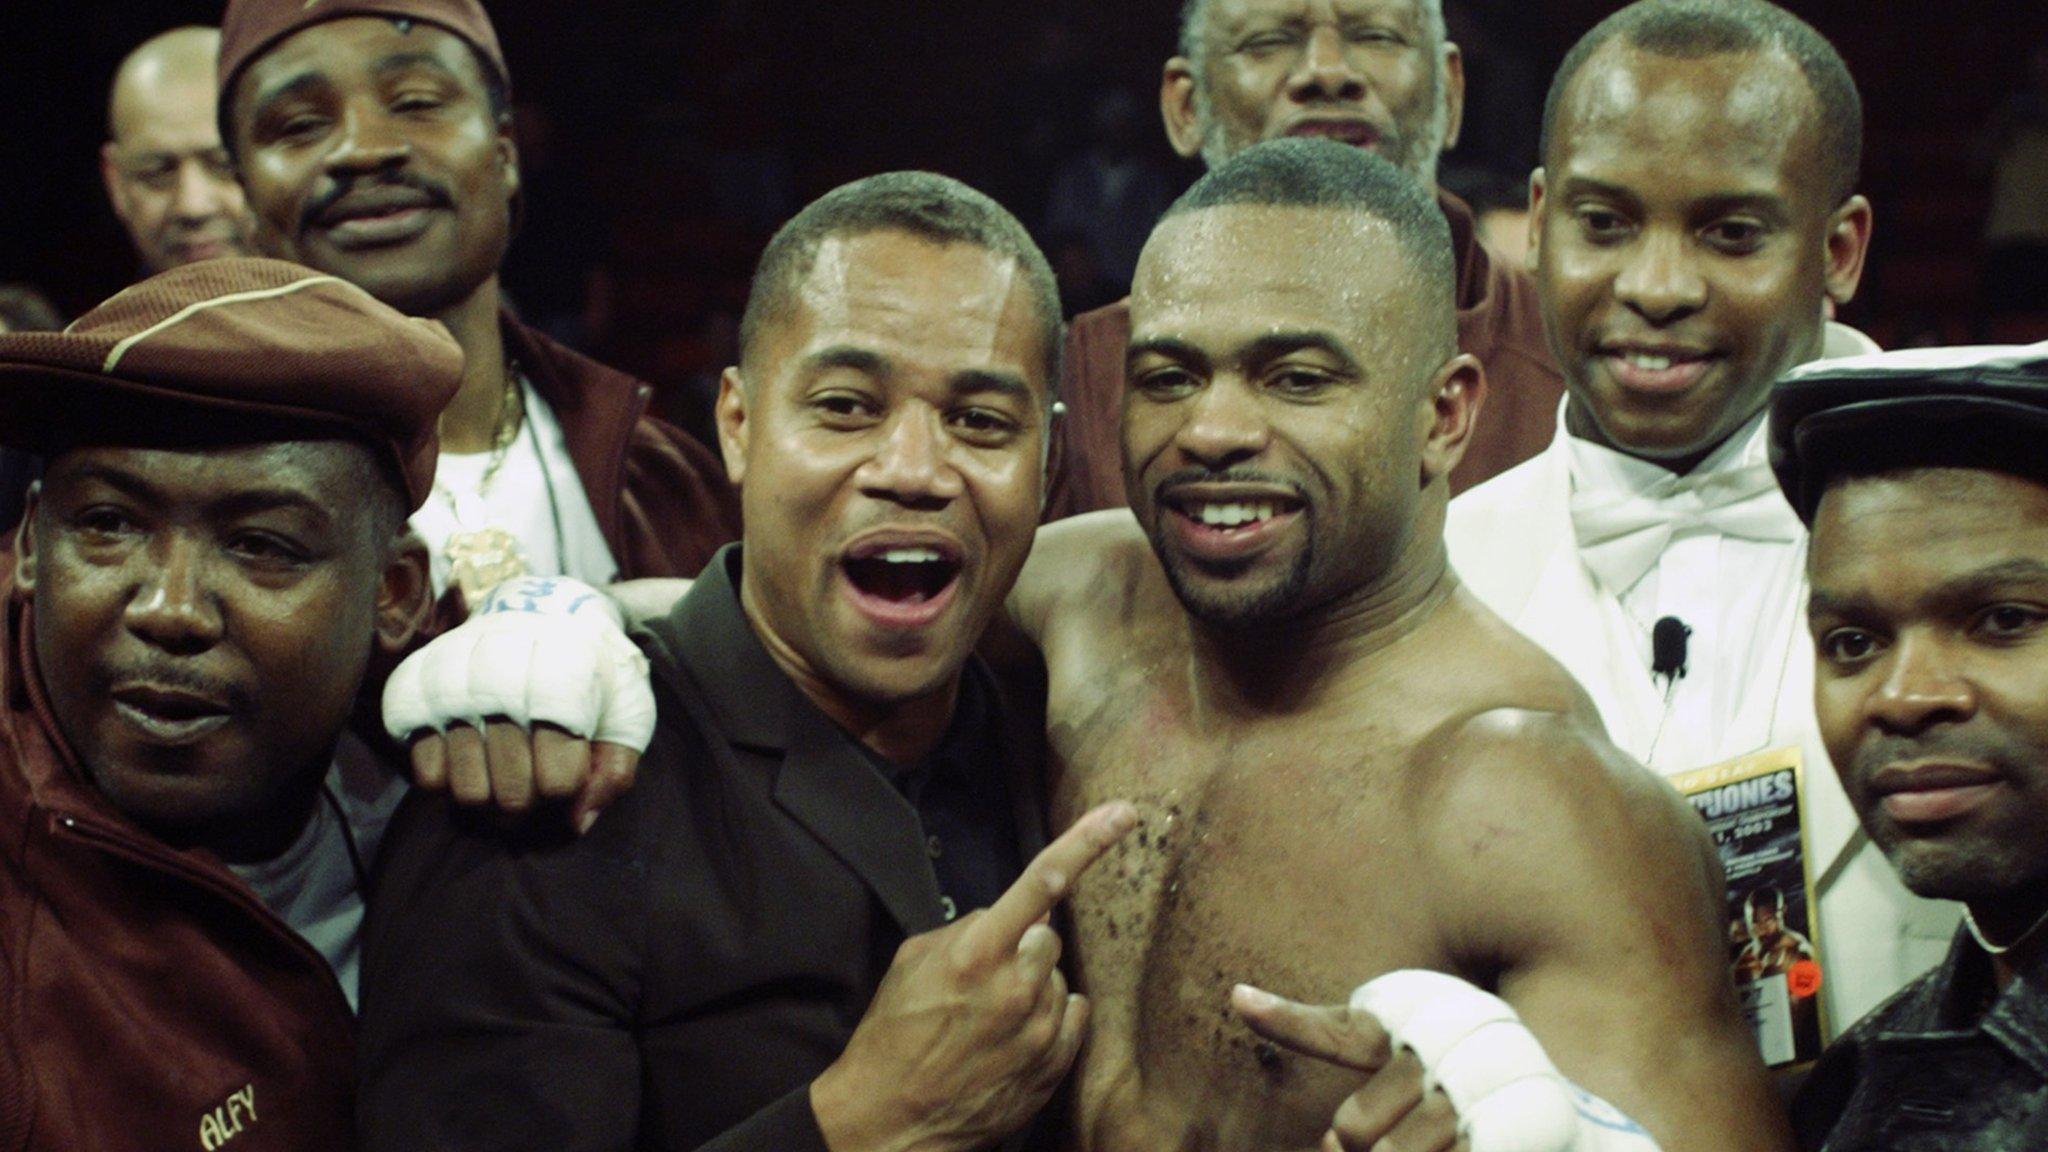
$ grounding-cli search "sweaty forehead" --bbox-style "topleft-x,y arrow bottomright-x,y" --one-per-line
1554,45 -> 1819,199
782,232 -> 1043,384
1132,205 -> 1424,353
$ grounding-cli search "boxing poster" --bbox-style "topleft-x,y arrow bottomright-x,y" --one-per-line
1672,746 -> 1825,1067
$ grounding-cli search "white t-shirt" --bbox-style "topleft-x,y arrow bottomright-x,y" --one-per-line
409,376 -> 619,598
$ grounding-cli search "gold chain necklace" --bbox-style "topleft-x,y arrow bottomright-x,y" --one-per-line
440,359 -> 534,606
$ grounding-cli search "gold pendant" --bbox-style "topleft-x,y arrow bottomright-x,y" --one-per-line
446,527 -> 532,607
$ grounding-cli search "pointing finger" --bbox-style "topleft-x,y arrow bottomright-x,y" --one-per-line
1233,984 -> 1393,1073
964,801 -> 1137,962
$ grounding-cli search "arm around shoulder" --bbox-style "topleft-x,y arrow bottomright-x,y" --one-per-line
356,788 -> 651,1151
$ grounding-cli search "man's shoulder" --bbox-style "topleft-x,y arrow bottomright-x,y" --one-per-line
1013,510 -> 1156,642
505,318 -> 642,404
1448,443 -> 1560,526
1792,962 -> 1951,1145
1420,696 -> 1709,880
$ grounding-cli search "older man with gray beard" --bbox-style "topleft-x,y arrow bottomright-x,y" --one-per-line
1046,0 -> 1563,517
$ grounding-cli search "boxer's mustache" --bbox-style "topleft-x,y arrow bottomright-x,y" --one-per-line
1151,467 -> 1308,501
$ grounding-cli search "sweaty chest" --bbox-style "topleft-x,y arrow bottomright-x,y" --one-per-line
1045,673 -> 1453,1152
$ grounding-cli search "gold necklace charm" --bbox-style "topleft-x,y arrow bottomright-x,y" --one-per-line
446,526 -> 532,606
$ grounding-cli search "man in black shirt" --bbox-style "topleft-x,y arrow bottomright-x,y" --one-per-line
1773,341 -> 2048,1151
358,172 -> 1137,1152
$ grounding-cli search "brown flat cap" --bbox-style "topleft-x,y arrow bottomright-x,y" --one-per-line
219,0 -> 509,107
0,258 -> 462,510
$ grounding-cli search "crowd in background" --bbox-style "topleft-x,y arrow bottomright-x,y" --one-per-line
2,0 -> 2043,464
0,1 -> 2047,1150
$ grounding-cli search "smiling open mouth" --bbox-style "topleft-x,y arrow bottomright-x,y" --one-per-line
1180,500 -> 1291,531
842,545 -> 962,605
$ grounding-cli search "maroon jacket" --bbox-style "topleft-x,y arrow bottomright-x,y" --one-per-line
505,318 -> 740,582
1044,191 -> 1564,519
0,593 -> 355,1152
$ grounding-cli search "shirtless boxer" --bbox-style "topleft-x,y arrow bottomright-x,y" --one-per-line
389,140 -> 1786,1151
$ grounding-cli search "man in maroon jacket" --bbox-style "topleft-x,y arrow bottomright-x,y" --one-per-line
1047,0 -> 1560,517
0,258 -> 458,1150
216,0 -> 739,611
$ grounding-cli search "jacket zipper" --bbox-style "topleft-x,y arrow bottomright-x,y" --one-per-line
45,811 -> 357,1022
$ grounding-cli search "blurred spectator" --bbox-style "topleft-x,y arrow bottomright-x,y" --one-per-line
0,284 -> 64,532
1441,166 -> 1533,268
99,27 -> 256,274
1043,89 -> 1178,293
1981,41 -> 2048,314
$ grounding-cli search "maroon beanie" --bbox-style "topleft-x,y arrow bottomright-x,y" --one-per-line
218,0 -> 509,108
0,258 -> 463,510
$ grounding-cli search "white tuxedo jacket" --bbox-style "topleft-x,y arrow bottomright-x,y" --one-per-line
1446,427 -> 1958,1035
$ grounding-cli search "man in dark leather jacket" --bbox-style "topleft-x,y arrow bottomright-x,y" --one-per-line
1774,340 -> 2048,1152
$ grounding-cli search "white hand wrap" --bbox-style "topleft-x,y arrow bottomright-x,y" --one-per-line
1350,970 -> 1663,1152
382,577 -> 657,752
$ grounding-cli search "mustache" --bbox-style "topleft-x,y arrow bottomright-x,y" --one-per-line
90,661 -> 254,714
1850,729 -> 2031,781
1150,466 -> 1308,500
300,171 -> 454,233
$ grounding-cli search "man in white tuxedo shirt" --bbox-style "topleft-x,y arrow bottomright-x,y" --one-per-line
1446,0 -> 1958,1036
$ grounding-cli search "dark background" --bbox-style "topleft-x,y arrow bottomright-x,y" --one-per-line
2,0 -> 2042,430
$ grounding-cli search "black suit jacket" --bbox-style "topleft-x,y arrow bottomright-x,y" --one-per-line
357,546 -> 1047,1151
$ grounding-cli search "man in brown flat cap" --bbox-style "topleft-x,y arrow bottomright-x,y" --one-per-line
215,1 -> 738,651
0,257 -> 459,1151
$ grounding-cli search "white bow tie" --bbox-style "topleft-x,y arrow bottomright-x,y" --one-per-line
1569,461 -> 1804,597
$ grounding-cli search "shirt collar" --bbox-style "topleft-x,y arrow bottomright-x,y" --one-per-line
1564,403 -> 1772,502
879,662 -> 993,802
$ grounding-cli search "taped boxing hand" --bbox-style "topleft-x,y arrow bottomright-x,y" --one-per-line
1237,972 -> 1662,1152
382,577 -> 655,832
810,802 -> 1139,1152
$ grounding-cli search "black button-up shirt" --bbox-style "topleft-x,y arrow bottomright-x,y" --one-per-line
868,667 -> 1023,923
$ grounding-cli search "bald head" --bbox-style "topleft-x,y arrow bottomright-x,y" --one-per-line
109,27 -> 219,139
102,27 -> 256,272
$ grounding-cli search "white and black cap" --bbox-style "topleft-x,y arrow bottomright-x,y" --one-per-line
1770,341 -> 2048,523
